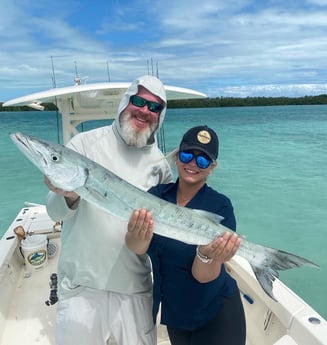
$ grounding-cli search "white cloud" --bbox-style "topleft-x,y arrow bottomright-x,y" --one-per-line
1,0 -> 327,101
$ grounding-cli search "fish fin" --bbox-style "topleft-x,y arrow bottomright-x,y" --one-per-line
250,247 -> 320,301
192,209 -> 224,225
251,265 -> 279,301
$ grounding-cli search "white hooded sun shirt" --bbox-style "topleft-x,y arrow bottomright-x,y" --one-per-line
46,75 -> 173,298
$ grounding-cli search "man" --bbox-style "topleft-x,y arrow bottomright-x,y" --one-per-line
45,75 -> 173,345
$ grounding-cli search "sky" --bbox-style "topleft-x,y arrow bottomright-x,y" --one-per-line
1,0 -> 327,101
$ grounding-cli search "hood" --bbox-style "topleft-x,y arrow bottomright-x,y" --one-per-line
113,75 -> 167,146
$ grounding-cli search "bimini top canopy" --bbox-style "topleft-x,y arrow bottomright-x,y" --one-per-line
3,81 -> 207,144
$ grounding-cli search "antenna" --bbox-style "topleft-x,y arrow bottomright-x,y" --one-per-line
74,61 -> 79,77
147,58 -> 157,76
50,56 -> 60,144
74,61 -> 81,85
51,56 -> 57,88
156,62 -> 159,78
106,60 -> 111,82
145,58 -> 165,153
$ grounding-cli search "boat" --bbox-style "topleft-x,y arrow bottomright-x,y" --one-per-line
2,79 -> 207,145
1,80 -> 327,345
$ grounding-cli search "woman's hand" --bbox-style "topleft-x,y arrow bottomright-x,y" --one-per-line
125,208 -> 154,254
199,232 -> 240,264
192,231 -> 240,283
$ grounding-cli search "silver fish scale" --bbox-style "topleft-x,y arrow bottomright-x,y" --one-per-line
87,167 -> 219,245
152,203 -> 221,245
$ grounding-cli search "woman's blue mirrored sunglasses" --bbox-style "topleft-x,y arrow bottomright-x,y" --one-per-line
130,95 -> 164,113
179,150 -> 212,169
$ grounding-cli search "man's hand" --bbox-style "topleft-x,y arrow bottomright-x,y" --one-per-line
44,176 -> 80,208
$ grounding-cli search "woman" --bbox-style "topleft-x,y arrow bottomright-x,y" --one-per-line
126,125 -> 246,345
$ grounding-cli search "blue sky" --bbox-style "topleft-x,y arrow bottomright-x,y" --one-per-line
1,0 -> 327,101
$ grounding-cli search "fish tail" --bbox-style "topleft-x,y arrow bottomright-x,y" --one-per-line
249,248 -> 319,301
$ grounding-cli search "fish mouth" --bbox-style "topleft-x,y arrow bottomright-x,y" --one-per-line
11,132 -> 27,148
10,132 -> 33,155
10,132 -> 49,170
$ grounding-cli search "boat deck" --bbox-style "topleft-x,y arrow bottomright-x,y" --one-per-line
1,240 -> 58,344
1,237 -> 170,345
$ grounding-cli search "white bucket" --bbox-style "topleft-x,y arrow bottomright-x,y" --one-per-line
21,235 -> 48,271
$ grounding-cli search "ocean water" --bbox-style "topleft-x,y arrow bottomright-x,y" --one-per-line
1,105 -> 326,319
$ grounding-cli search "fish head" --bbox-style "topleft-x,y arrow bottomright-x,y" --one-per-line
10,132 -> 88,191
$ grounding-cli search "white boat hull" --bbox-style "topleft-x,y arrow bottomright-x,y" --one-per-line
1,205 -> 326,345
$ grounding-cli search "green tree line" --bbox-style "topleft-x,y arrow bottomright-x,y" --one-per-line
167,94 -> 327,108
1,94 -> 327,111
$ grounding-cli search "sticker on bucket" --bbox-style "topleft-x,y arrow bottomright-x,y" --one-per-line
27,249 -> 47,266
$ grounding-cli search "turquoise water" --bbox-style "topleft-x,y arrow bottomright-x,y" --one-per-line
1,105 -> 326,319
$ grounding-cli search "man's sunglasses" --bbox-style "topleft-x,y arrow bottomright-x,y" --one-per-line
179,150 -> 213,169
130,95 -> 164,113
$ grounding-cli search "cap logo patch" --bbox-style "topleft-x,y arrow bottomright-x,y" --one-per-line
197,130 -> 211,144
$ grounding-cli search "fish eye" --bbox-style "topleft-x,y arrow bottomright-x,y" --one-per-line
51,153 -> 60,162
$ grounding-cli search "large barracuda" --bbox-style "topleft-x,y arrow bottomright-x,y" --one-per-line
10,132 -> 319,301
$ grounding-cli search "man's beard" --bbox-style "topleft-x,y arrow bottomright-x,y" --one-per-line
120,112 -> 157,148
